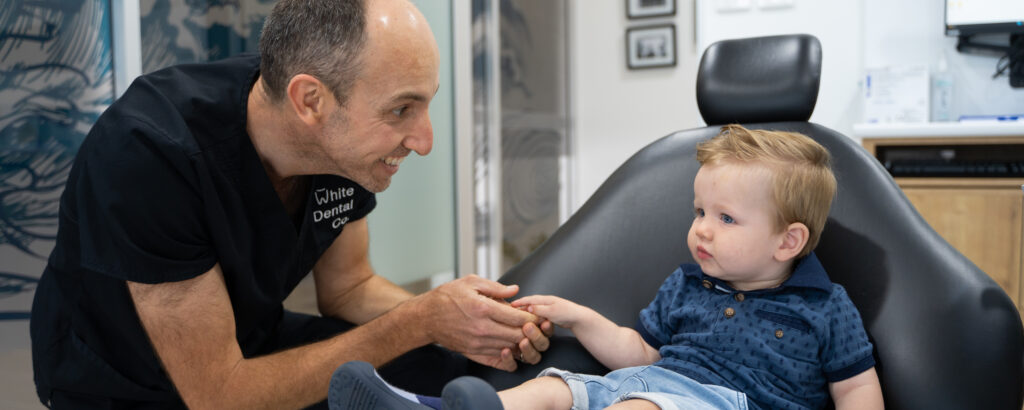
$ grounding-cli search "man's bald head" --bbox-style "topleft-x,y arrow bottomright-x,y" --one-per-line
258,0 -> 437,106
364,0 -> 438,52
258,0 -> 355,106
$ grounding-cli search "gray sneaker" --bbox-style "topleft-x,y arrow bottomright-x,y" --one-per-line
328,361 -> 432,410
441,376 -> 504,410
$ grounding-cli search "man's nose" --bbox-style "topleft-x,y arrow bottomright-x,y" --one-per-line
404,115 -> 433,156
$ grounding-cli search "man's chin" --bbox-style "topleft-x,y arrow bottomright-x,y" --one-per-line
362,177 -> 391,193
343,167 -> 394,192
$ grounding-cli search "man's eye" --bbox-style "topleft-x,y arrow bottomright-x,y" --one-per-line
392,106 -> 407,117
720,214 -> 734,224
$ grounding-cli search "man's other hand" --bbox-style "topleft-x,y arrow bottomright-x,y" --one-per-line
415,275 -> 552,371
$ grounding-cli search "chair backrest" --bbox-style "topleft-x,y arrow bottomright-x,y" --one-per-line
473,34 -> 1024,409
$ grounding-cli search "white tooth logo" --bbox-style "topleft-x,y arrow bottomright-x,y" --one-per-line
314,187 -> 356,206
314,188 -> 329,205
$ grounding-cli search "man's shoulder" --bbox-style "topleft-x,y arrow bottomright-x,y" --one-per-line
137,53 -> 259,97
73,57 -> 262,195
103,54 -> 259,148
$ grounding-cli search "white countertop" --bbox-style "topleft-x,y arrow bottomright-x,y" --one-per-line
853,122 -> 1024,138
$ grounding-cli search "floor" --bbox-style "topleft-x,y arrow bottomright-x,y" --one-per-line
0,286 -> 41,410
0,274 -> 432,409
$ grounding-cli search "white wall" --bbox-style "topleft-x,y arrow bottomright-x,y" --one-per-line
569,0 -> 864,210
863,0 -> 1024,120
571,0 -> 702,210
570,0 -> 1023,213
695,0 -> 864,137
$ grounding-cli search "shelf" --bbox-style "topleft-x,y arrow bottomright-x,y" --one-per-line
853,122 -> 1024,138
894,177 -> 1024,188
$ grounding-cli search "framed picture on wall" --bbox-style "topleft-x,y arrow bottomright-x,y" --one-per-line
626,0 -> 676,19
627,24 -> 676,69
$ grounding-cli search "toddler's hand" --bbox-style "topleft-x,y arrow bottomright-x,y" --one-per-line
512,295 -> 585,329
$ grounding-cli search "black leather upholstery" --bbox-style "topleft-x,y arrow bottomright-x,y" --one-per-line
697,34 -> 821,125
471,35 -> 1024,409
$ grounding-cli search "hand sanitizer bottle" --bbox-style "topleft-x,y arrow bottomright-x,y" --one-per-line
931,55 -> 954,122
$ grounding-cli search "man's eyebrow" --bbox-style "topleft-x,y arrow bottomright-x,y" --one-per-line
392,85 -> 441,103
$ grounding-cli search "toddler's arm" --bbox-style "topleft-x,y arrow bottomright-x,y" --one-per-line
512,295 -> 660,370
830,367 -> 884,410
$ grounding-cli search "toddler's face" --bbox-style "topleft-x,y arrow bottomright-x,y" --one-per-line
687,162 -> 789,290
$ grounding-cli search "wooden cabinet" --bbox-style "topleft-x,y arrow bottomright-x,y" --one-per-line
862,136 -> 1024,317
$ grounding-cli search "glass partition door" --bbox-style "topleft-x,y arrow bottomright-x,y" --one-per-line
367,0 -> 457,291
469,0 -> 573,278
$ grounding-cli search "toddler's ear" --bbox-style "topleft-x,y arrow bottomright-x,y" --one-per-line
774,222 -> 809,262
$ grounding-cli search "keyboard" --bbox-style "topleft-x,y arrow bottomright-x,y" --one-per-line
885,160 -> 1024,177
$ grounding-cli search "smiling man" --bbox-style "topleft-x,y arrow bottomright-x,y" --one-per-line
29,0 -> 551,408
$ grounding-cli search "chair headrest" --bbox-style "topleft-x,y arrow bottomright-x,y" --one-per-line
696,34 -> 822,125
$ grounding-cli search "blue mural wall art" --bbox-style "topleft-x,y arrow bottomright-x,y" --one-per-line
140,0 -> 273,73
0,0 -> 114,321
0,0 -> 273,323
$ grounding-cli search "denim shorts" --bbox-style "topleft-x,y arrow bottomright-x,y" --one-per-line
538,366 -> 748,410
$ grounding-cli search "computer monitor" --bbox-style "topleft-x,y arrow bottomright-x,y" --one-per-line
945,0 -> 1024,36
945,0 -> 1024,87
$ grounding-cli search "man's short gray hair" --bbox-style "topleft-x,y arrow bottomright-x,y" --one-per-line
258,0 -> 367,105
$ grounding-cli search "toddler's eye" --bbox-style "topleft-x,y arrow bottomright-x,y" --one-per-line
694,208 -> 704,218
720,214 -> 734,224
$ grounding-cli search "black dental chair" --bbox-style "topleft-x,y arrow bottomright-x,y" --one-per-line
471,34 -> 1024,409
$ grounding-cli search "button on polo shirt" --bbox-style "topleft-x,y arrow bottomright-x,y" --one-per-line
636,253 -> 875,410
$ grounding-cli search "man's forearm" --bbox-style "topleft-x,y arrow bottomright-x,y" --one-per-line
318,274 -> 414,324
131,263 -> 436,409
209,299 -> 429,409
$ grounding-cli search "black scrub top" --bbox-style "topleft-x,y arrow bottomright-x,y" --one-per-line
30,53 -> 376,407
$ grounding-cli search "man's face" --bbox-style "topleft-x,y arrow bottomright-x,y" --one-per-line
319,1 -> 440,193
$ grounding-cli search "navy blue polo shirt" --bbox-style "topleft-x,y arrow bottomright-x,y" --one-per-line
637,253 -> 875,410
30,54 -> 376,407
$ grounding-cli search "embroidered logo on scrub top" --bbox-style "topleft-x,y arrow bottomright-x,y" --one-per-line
313,187 -> 355,229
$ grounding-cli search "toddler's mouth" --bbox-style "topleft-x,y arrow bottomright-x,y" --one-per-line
696,245 -> 712,260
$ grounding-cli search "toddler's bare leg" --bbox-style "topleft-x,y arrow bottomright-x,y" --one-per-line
497,375 -> 574,410
605,399 -> 662,410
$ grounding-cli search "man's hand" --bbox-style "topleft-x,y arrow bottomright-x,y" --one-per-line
413,275 -> 551,371
513,320 -> 554,365
489,295 -> 554,366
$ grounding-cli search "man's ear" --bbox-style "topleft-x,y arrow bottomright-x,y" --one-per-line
775,222 -> 809,262
286,74 -> 329,126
